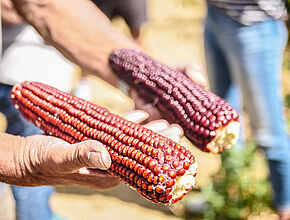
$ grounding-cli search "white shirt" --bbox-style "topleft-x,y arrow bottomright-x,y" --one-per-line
0,22 -> 75,92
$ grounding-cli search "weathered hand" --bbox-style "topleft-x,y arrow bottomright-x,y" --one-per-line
0,133 -> 119,190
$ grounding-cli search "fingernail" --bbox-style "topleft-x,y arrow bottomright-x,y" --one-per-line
145,120 -> 169,131
88,151 -> 110,170
123,110 -> 148,123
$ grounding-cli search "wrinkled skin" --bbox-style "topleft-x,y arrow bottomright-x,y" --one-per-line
0,134 -> 119,190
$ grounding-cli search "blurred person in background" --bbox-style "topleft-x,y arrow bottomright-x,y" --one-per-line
92,0 -> 148,45
203,0 -> 290,219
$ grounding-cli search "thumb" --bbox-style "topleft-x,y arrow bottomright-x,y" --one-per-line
72,140 -> 111,170
184,64 -> 207,88
175,63 -> 208,87
46,140 -> 111,174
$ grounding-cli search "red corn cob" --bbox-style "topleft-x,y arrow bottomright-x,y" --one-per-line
109,49 -> 240,153
10,81 -> 198,204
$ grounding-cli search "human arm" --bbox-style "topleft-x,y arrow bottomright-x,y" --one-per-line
10,0 -> 139,87
10,0 -> 208,119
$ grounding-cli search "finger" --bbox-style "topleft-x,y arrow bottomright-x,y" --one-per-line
144,120 -> 169,132
64,172 -> 120,190
175,63 -> 208,87
189,63 -> 203,72
47,140 -> 111,174
78,167 -> 112,177
160,134 -> 180,143
130,89 -> 163,121
74,140 -> 111,170
185,66 -> 207,87
158,132 -> 181,143
141,104 -> 162,121
159,124 -> 184,136
189,72 -> 207,87
122,110 -> 149,123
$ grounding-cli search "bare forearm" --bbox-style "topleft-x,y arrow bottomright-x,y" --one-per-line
11,0 -> 139,86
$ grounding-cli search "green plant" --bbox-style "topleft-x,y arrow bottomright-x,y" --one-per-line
286,0 -> 290,12
285,94 -> 290,109
201,143 -> 272,220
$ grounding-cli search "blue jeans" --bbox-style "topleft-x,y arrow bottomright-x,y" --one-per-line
204,5 -> 290,210
0,83 -> 54,220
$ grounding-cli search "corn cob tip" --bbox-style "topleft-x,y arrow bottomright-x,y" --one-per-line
170,161 -> 198,204
205,121 -> 240,153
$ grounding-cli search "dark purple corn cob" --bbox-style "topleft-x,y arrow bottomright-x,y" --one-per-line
109,49 -> 240,153
10,81 -> 198,204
